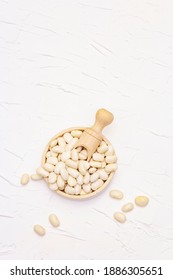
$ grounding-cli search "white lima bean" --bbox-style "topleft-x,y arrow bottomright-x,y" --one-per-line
113,212 -> 126,223
49,214 -> 60,227
33,224 -> 45,236
31,174 -> 42,181
109,189 -> 123,200
20,173 -> 30,185
135,196 -> 149,207
43,129 -> 117,196
121,203 -> 134,212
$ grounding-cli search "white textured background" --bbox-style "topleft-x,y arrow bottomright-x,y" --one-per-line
0,0 -> 173,260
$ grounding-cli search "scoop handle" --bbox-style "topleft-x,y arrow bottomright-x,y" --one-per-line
91,108 -> 114,134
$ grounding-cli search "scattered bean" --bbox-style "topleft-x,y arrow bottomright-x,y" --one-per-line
135,196 -> 149,207
49,214 -> 60,227
121,203 -> 134,212
109,189 -> 123,199
33,224 -> 45,236
113,212 -> 126,223
20,173 -> 30,185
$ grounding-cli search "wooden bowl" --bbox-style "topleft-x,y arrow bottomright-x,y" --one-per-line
42,127 -> 116,200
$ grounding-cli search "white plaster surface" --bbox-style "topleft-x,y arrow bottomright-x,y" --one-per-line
0,0 -> 173,260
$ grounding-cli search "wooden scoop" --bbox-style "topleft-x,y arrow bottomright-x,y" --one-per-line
74,108 -> 114,160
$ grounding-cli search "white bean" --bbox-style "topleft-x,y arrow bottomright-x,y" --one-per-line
65,185 -> 75,195
47,156 -> 58,165
91,179 -> 103,191
67,167 -> 79,178
74,184 -> 81,195
46,151 -> 52,158
63,132 -> 73,143
97,169 -> 108,181
82,160 -> 90,170
97,145 -> 108,154
44,163 -> 55,172
57,175 -> 65,188
36,167 -> 49,178
48,172 -> 57,184
79,161 -> 87,176
60,167 -> 69,181
105,164 -> 117,173
105,155 -> 117,164
77,174 -> 83,185
50,139 -> 58,148
71,149 -> 78,161
49,214 -> 60,227
79,149 -> 88,160
83,172 -> 90,184
109,189 -> 123,199
61,151 -> 71,162
20,173 -> 30,185
90,161 -> 102,168
90,172 -> 99,183
49,183 -> 58,191
113,212 -> 126,223
105,145 -> 115,156
33,224 -> 45,236
68,176 -> 77,187
57,137 -> 66,148
71,130 -> 82,137
83,184 -> 91,193
54,162 -> 65,174
66,159 -> 78,169
101,161 -> 106,168
92,153 -> 104,162
121,203 -> 134,212
31,174 -> 42,181
65,138 -> 78,151
52,145 -> 64,154
135,196 -> 149,207
89,167 -> 96,174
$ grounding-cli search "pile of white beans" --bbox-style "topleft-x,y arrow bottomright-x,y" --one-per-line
35,129 -> 117,196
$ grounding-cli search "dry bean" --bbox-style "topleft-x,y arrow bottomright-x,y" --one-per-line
82,160 -> 90,170
54,162 -> 65,174
57,175 -> 65,188
47,157 -> 58,165
105,164 -> 117,173
63,132 -> 73,143
57,137 -> 66,148
89,167 -> 96,174
90,161 -> 102,168
31,174 -> 42,181
65,185 -> 75,195
97,169 -> 108,181
44,163 -> 55,172
66,159 -> 78,169
60,167 -> 69,181
61,151 -> 71,162
49,183 -> 58,191
113,212 -> 126,223
83,172 -> 90,184
52,145 -> 64,154
71,130 -> 82,137
121,203 -> 134,212
105,145 -> 115,156
97,145 -> 108,154
105,155 -> 117,164
79,151 -> 87,160
36,167 -> 49,178
109,189 -> 123,199
46,151 -> 52,158
78,161 -> 87,176
68,176 -> 77,187
48,172 -> 57,184
50,139 -> 58,148
33,224 -> 45,236
77,174 -> 83,185
20,173 -> 30,185
135,196 -> 149,207
91,179 -> 103,190
83,184 -> 91,193
101,161 -> 106,168
49,214 -> 60,227
92,153 -> 104,162
71,149 -> 78,161
74,184 -> 81,195
65,138 -> 78,151
90,172 -> 99,183
67,167 -> 79,178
